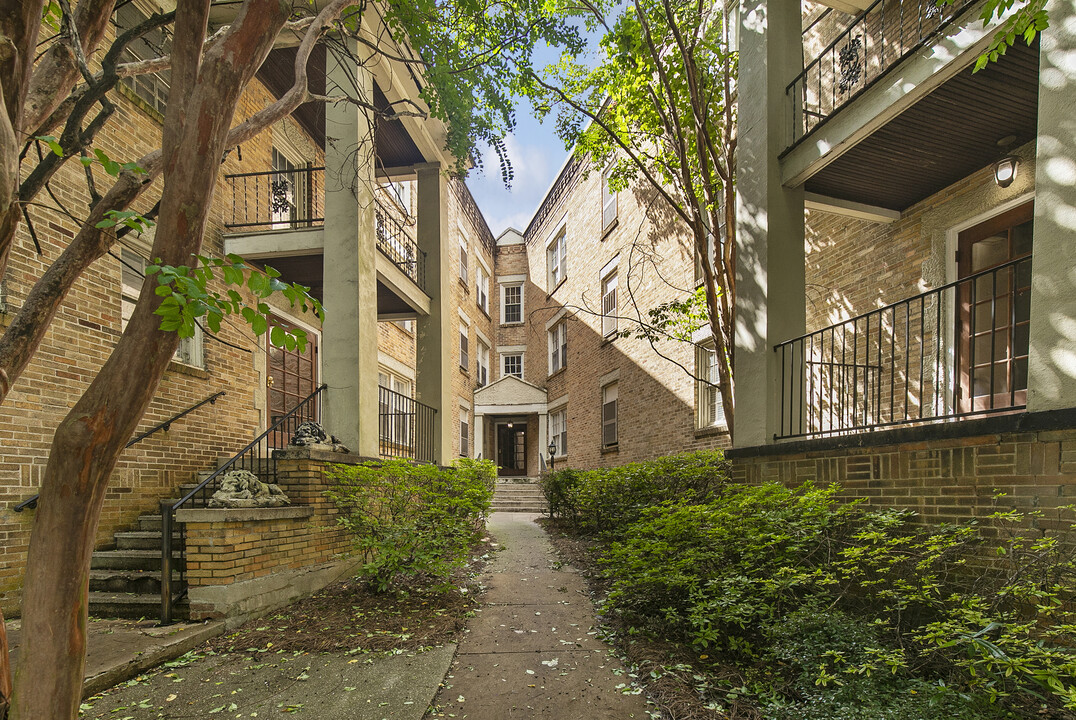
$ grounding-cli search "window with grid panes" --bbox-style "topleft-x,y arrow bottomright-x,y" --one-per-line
502,284 -> 522,324
549,408 -> 567,456
120,248 -> 203,367
602,383 -> 618,447
602,166 -> 617,231
696,343 -> 725,427
601,269 -> 618,337
115,4 -> 171,116
547,229 -> 567,288
503,353 -> 523,379
548,321 -> 567,374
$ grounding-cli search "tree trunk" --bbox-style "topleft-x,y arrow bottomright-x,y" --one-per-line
9,2 -> 289,717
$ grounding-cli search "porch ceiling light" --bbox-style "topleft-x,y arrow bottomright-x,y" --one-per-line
994,156 -> 1020,188
507,421 -> 513,429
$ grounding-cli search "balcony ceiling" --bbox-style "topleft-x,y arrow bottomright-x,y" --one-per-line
256,45 -> 427,167
803,38 -> 1039,211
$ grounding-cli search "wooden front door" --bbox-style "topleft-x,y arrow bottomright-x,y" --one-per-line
957,201 -> 1033,413
267,315 -> 319,446
496,423 -> 527,476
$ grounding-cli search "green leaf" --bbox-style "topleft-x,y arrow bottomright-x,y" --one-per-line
270,325 -> 286,348
36,135 -> 63,157
251,314 -> 268,336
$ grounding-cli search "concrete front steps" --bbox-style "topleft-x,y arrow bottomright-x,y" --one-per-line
491,477 -> 548,514
87,476 -> 211,620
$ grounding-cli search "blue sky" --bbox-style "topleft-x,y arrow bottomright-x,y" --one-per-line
465,33 -> 600,237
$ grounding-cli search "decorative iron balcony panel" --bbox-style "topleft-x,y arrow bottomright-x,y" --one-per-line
224,166 -> 325,230
787,0 -> 978,150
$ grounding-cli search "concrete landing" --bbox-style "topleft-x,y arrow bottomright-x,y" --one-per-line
431,513 -> 651,719
5,617 -> 225,698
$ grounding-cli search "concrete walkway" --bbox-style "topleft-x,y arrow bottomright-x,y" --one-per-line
431,512 -> 651,719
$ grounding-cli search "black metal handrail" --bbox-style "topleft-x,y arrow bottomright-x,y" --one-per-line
378,385 -> 437,464
786,0 -> 978,149
224,166 -> 324,230
159,384 -> 325,624
375,205 -> 427,292
13,390 -> 226,513
775,257 -> 1031,440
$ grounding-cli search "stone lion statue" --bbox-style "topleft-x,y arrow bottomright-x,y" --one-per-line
289,421 -> 350,453
208,469 -> 290,508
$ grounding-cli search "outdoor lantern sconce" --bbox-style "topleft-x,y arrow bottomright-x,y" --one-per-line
548,439 -> 557,471
994,156 -> 1020,188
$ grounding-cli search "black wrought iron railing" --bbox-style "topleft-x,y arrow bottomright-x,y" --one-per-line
375,205 -> 426,292
787,0 -> 978,148
13,390 -> 226,513
159,384 -> 325,624
775,257 -> 1031,440
378,386 -> 437,464
224,166 -> 324,230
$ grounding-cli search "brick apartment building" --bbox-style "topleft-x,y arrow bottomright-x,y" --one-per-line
729,0 -> 1076,528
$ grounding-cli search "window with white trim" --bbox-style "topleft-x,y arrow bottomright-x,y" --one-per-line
602,165 -> 618,232
501,283 -> 523,324
459,325 -> 469,372
503,353 -> 523,379
460,407 -> 470,458
378,369 -> 413,448
549,408 -> 567,457
459,238 -> 469,284
548,321 -> 567,375
477,340 -> 489,388
121,248 -> 203,368
601,268 -> 618,338
696,343 -> 726,428
476,263 -> 489,314
115,4 -> 171,116
601,382 -> 618,447
387,181 -> 411,215
547,228 -> 567,289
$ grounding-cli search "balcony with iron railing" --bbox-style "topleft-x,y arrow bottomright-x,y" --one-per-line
378,385 -> 437,464
775,256 -> 1030,440
223,166 -> 427,293
788,0 -> 979,150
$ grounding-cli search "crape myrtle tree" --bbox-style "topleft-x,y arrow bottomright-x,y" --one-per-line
528,0 -> 738,430
0,2 -> 580,719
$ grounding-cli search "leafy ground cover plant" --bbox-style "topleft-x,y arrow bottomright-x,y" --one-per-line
544,452 -> 1076,718
326,458 -> 496,592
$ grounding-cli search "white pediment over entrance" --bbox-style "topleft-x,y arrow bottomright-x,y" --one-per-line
473,375 -> 548,415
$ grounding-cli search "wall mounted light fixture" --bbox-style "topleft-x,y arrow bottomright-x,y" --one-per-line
994,155 -> 1020,188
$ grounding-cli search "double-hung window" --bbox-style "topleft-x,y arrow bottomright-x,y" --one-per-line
548,321 -> 567,375
459,238 -> 469,284
476,263 -> 489,314
115,4 -> 171,116
459,325 -> 469,372
602,165 -> 617,232
503,353 -> 523,379
549,408 -> 567,457
460,407 -> 470,458
547,229 -> 567,289
121,248 -> 203,368
477,341 -> 489,387
601,269 -> 618,338
502,284 -> 523,324
696,343 -> 726,428
601,383 -> 618,447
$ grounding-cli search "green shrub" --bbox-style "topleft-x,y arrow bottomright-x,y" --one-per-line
325,458 -> 496,592
542,450 -> 729,535
594,476 -> 1076,715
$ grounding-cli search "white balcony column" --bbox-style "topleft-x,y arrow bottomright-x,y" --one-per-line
414,163 -> 455,465
321,35 -> 379,456
733,0 -> 807,446
474,413 -> 485,460
1027,0 -> 1076,412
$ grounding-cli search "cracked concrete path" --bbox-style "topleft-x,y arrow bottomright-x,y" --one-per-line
429,513 -> 651,719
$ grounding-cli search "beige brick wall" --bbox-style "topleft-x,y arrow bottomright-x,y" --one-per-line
490,163 -> 730,472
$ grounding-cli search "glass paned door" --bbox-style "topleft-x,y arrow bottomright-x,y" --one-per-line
957,201 -> 1033,413
267,315 -> 319,446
